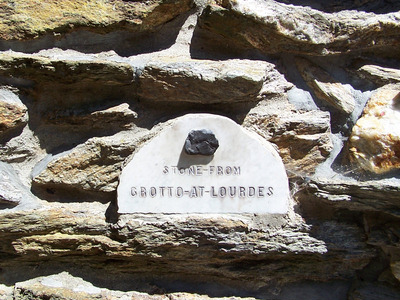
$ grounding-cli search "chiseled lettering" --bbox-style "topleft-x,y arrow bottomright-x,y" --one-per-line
228,186 -> 236,197
131,184 -> 273,199
176,187 -> 184,197
171,166 -> 178,174
209,166 -> 215,175
248,187 -> 255,197
189,186 -> 199,198
140,187 -> 147,197
219,187 -> 227,198
162,165 -> 240,176
210,186 -> 218,198
258,186 -> 265,197
217,166 -> 223,175
167,186 -> 173,197
163,166 -> 169,174
225,166 -> 232,175
159,186 -> 166,197
239,186 -> 246,198
267,186 -> 274,196
188,166 -> 196,175
198,186 -> 205,197
233,166 -> 241,175
196,166 -> 203,176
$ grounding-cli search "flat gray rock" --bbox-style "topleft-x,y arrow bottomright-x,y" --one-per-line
0,162 -> 37,208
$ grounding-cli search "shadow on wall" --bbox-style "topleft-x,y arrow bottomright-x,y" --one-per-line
20,81 -> 137,153
0,258 -> 353,300
30,183 -> 116,204
189,14 -> 270,61
0,10 -> 192,57
274,0 -> 400,13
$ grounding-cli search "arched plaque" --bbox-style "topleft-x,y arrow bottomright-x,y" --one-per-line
117,114 -> 289,213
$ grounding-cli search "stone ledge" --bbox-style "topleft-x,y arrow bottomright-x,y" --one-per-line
0,201 -> 377,291
193,0 -> 400,57
295,178 -> 400,218
0,0 -> 194,41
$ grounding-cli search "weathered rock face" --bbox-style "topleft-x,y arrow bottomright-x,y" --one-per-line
0,88 -> 27,138
0,0 -> 399,299
1,204 -> 372,297
357,64 -> 400,86
296,57 -> 355,114
0,0 -> 194,40
295,177 -> 400,289
13,272 -> 259,300
193,0 -> 400,58
279,0 -> 400,13
138,58 -> 290,103
32,129 -> 152,201
0,51 -> 136,84
0,162 -> 37,208
45,103 -> 138,129
349,84 -> 400,174
243,99 -> 333,175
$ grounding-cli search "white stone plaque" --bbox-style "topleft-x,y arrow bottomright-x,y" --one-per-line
117,114 -> 289,213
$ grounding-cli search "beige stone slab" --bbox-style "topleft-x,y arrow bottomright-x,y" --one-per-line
118,114 -> 290,214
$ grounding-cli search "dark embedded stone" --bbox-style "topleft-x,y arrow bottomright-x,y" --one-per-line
184,129 -> 219,156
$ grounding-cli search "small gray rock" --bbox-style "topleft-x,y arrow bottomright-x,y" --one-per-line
0,162 -> 37,208
184,129 -> 219,156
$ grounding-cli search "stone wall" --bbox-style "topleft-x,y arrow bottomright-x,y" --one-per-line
0,0 -> 399,299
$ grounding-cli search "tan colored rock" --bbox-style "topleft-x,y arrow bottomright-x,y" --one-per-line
138,58 -> 291,103
0,0 -> 193,40
14,272 -> 258,300
297,178 -> 400,217
243,99 -> 333,175
390,261 -> 400,281
0,205 -> 325,259
13,233 -> 123,257
0,202 -> 378,295
46,103 -> 138,128
195,0 -> 400,57
358,64 -> 400,86
0,52 -> 135,85
296,58 -> 355,114
0,204 -> 337,290
0,100 -> 26,133
349,85 -> 400,174
32,130 -> 152,196
0,88 -> 27,135
0,202 -> 379,293
391,261 -> 400,282
0,53 -> 292,108
14,272 -> 168,300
